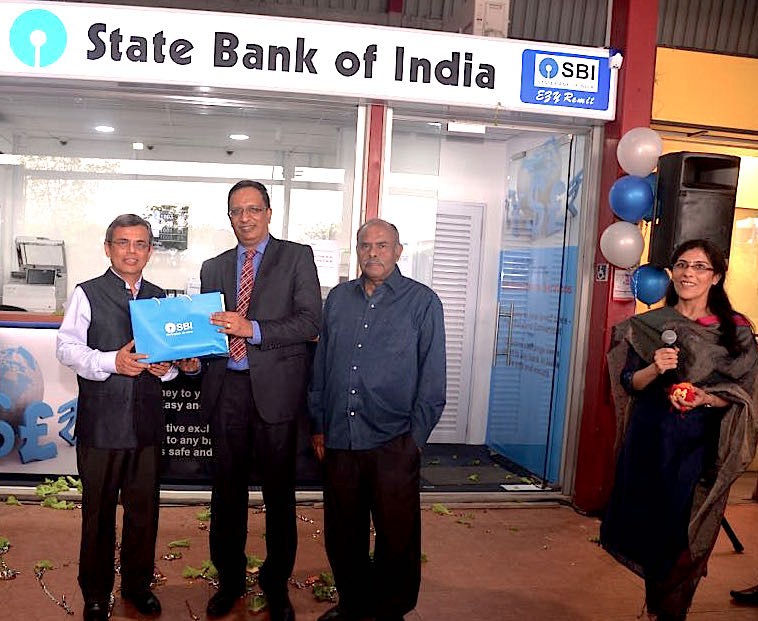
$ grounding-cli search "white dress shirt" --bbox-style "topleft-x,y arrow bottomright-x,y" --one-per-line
56,271 -> 177,382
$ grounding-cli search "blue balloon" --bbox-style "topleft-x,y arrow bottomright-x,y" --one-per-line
631,264 -> 670,306
609,175 -> 654,223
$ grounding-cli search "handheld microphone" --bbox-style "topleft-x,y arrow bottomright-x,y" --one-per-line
660,329 -> 679,383
661,330 -> 677,348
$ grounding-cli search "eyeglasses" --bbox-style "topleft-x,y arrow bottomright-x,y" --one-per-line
672,260 -> 714,272
228,206 -> 267,218
108,239 -> 151,251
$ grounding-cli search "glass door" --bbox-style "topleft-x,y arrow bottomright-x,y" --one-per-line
486,133 -> 585,487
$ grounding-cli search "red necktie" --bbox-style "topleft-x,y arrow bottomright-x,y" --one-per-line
229,250 -> 255,361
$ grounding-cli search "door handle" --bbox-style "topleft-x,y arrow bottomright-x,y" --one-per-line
493,303 -> 515,365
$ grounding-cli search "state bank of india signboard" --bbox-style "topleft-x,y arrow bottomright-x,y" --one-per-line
1,1 -> 618,120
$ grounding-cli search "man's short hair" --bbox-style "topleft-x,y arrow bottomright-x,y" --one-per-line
356,218 -> 400,245
105,214 -> 154,244
228,180 -> 271,210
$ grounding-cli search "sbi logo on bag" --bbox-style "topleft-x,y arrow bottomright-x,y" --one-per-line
164,321 -> 194,336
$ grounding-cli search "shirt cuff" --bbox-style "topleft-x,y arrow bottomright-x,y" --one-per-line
247,320 -> 262,345
101,350 -> 118,375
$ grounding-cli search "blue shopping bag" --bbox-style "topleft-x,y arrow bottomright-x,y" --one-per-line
129,292 -> 229,363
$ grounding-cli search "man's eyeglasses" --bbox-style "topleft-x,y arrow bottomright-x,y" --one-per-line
228,206 -> 267,218
672,260 -> 714,273
108,239 -> 151,251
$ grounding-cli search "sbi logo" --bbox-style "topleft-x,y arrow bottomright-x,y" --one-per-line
538,58 -> 559,79
10,9 -> 67,68
164,321 -> 193,336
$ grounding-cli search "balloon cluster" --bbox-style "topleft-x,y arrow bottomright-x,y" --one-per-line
600,127 -> 670,305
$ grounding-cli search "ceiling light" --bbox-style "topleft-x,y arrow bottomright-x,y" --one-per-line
447,121 -> 486,134
132,142 -> 144,150
94,125 -> 115,133
229,133 -> 249,141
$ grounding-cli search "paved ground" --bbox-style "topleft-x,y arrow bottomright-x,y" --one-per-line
1,475 -> 757,621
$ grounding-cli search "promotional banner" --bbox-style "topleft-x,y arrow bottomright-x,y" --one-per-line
0,326 -> 319,485
0,1 -> 617,119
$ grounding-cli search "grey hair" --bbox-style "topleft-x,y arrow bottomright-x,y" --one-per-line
105,214 -> 154,244
356,218 -> 400,245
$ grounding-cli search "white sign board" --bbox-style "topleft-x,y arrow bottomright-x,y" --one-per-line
0,1 -> 617,120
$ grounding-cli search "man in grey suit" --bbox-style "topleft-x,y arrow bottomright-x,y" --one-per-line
200,180 -> 322,621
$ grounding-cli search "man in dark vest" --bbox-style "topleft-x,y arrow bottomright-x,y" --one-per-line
56,214 -> 196,621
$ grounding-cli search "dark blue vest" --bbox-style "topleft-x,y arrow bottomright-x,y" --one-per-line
76,269 -> 165,448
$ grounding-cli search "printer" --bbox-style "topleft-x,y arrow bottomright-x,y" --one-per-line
2,237 -> 67,313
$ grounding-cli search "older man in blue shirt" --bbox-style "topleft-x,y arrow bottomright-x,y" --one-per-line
309,218 -> 446,621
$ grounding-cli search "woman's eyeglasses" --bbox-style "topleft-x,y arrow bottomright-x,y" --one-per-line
672,260 -> 714,273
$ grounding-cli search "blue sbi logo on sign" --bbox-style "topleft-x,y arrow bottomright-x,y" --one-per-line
10,9 -> 67,68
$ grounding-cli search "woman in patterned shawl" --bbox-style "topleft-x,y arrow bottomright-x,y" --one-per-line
601,239 -> 757,620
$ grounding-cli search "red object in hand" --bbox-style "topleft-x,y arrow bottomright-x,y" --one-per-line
669,382 -> 696,410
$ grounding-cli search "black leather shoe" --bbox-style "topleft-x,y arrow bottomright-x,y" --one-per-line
206,588 -> 244,617
317,606 -> 344,621
317,605 -> 372,621
731,584 -> 758,605
122,590 -> 161,616
268,594 -> 296,621
83,601 -> 109,621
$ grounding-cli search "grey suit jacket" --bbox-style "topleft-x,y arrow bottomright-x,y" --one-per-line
199,236 -> 322,424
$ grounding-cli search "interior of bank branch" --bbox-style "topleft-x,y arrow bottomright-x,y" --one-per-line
0,78 -> 601,489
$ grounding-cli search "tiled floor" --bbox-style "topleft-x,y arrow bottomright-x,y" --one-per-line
0,474 -> 756,621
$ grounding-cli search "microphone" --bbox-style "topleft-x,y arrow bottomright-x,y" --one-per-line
660,329 -> 679,383
661,329 -> 677,348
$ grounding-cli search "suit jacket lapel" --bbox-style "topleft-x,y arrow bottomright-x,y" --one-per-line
222,249 -> 238,312
249,236 -> 280,313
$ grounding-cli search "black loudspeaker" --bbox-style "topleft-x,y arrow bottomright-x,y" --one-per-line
649,152 -> 740,266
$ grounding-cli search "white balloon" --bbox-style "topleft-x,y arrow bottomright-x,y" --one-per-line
616,127 -> 663,177
600,221 -> 644,268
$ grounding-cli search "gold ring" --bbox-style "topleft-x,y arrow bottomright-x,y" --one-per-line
226,322 -> 231,329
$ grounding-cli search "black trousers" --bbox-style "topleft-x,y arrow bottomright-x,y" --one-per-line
77,445 -> 161,602
323,433 -> 421,619
209,371 -> 298,600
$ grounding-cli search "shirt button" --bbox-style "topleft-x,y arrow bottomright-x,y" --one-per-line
350,389 -> 356,394
363,323 -> 368,329
357,343 -> 362,348
370,304 -> 375,309
349,411 -> 355,417
352,365 -> 357,370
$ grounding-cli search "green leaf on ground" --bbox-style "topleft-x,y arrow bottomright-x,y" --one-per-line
0,536 -> 9,548
588,535 -> 601,544
456,518 -> 473,527
40,496 -> 75,510
248,594 -> 268,612
431,503 -> 451,515
65,476 -> 83,493
420,553 -> 428,563
467,473 -> 480,482
6,496 -> 21,506
182,560 -> 218,579
247,554 -> 264,569
196,508 -> 211,522
312,572 -> 337,602
168,538 -> 191,549
34,560 -> 54,572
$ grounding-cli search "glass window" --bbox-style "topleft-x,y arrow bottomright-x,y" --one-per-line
0,85 -> 359,311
